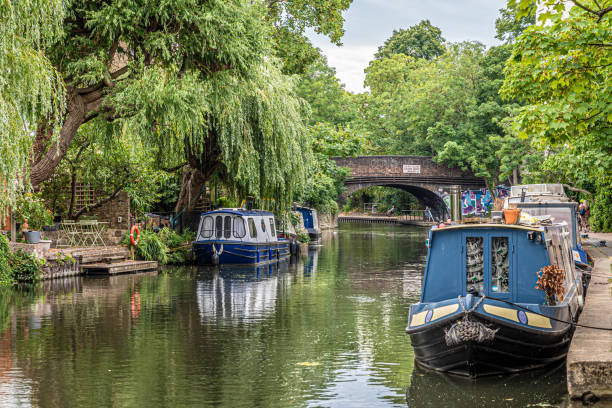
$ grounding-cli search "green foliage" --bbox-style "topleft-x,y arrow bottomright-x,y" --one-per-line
40,122 -> 169,218
0,235 -> 12,285
55,252 -> 76,266
591,186 -> 612,232
159,228 -> 195,265
495,4 -> 535,44
299,123 -> 362,214
0,0 -> 65,212
14,193 -> 54,231
375,20 -> 445,60
296,54 -> 359,126
215,196 -> 237,209
267,0 -> 353,74
502,0 -> 612,230
501,1 -> 612,148
123,228 -> 194,265
22,0 -> 357,217
344,186 -> 420,213
9,250 -> 43,284
0,234 -> 43,286
296,231 -> 310,243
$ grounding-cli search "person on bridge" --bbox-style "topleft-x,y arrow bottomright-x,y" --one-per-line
386,205 -> 396,216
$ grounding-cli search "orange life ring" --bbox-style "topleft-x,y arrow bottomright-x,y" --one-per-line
130,225 -> 140,245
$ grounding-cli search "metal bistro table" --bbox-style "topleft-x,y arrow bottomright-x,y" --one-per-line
60,220 -> 108,247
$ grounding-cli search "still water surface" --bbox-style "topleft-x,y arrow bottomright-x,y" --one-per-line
0,224 -> 567,407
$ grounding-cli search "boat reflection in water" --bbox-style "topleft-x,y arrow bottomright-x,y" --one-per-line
406,363 -> 566,408
196,248 -> 320,325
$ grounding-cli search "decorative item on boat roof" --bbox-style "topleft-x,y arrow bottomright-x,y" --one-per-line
535,264 -> 565,305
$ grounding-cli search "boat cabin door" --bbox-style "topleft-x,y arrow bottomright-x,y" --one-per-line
463,231 -> 514,300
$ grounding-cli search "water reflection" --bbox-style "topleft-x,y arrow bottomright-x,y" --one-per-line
0,224 -> 569,408
196,263 -> 291,325
406,364 -> 567,407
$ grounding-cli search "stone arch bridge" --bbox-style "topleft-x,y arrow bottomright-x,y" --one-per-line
333,156 -> 486,219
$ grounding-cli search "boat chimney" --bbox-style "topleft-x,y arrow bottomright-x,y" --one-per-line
247,196 -> 254,210
450,185 -> 462,222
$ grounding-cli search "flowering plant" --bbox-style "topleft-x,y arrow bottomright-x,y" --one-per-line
14,193 -> 54,231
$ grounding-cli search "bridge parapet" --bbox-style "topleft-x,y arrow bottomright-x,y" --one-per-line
333,155 -> 485,187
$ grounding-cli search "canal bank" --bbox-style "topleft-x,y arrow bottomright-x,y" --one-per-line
567,233 -> 612,404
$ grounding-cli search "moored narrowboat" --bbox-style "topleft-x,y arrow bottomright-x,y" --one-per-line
295,206 -> 322,242
193,209 -> 290,266
406,221 -> 584,377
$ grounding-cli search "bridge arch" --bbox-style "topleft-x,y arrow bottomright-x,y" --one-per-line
334,155 -> 487,220
343,182 -> 449,220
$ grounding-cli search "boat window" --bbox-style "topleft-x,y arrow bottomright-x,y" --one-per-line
269,218 -> 276,237
215,216 -> 223,239
233,217 -> 246,238
223,216 -> 232,239
200,216 -> 214,238
261,219 -> 266,233
466,237 -> 484,292
491,237 -> 509,293
248,218 -> 257,238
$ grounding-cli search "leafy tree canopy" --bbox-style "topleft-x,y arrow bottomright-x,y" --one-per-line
495,4 -> 536,44
375,20 -> 445,60
25,0 -> 353,214
0,0 -> 65,211
501,0 -> 612,149
267,0 -> 353,74
296,53 -> 359,125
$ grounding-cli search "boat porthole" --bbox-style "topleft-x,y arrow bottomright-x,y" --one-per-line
425,309 -> 433,323
517,310 -> 528,324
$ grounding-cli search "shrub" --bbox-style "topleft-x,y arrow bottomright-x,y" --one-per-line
123,227 -> 194,265
0,234 -> 43,286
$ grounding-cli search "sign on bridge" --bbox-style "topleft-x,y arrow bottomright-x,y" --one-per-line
402,164 -> 421,174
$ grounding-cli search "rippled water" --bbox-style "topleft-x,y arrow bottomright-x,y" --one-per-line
0,224 -> 567,407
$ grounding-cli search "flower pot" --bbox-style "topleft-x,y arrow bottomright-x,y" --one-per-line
503,209 -> 521,225
24,230 -> 41,244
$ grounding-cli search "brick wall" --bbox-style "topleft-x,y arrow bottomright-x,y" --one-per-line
85,191 -> 130,230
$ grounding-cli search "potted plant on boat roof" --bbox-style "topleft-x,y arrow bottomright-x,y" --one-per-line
15,193 -> 54,244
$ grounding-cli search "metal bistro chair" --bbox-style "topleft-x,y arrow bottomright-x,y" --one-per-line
60,220 -> 79,247
78,220 -> 97,247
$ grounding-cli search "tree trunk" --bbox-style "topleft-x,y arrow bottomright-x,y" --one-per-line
30,90 -> 87,189
513,168 -> 519,185
174,166 -> 206,214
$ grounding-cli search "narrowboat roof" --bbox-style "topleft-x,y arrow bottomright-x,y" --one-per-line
431,223 -> 543,233
200,208 -> 275,217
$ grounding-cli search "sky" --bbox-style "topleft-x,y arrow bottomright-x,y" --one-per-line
307,0 -> 508,93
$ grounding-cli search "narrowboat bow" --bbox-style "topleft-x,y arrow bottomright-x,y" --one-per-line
406,222 -> 584,377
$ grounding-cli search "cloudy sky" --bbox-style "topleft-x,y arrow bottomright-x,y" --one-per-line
307,0 -> 508,93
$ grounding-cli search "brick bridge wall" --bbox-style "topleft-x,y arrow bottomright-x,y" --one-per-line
333,156 -> 487,219
333,155 -> 484,185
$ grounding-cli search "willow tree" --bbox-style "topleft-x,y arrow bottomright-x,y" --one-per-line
0,0 -> 65,211
25,0 -> 321,214
25,0 -> 356,214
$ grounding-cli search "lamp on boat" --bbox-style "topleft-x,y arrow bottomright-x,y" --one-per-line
527,231 -> 543,243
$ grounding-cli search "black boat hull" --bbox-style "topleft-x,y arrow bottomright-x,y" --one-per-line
408,313 -> 573,377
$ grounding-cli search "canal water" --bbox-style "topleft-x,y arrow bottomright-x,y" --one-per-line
0,224 -> 567,407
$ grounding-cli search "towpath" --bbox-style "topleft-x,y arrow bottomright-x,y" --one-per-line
567,232 -> 612,404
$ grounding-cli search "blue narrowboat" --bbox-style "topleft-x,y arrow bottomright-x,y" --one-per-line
295,206 -> 322,241
193,209 -> 290,266
406,222 -> 584,377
